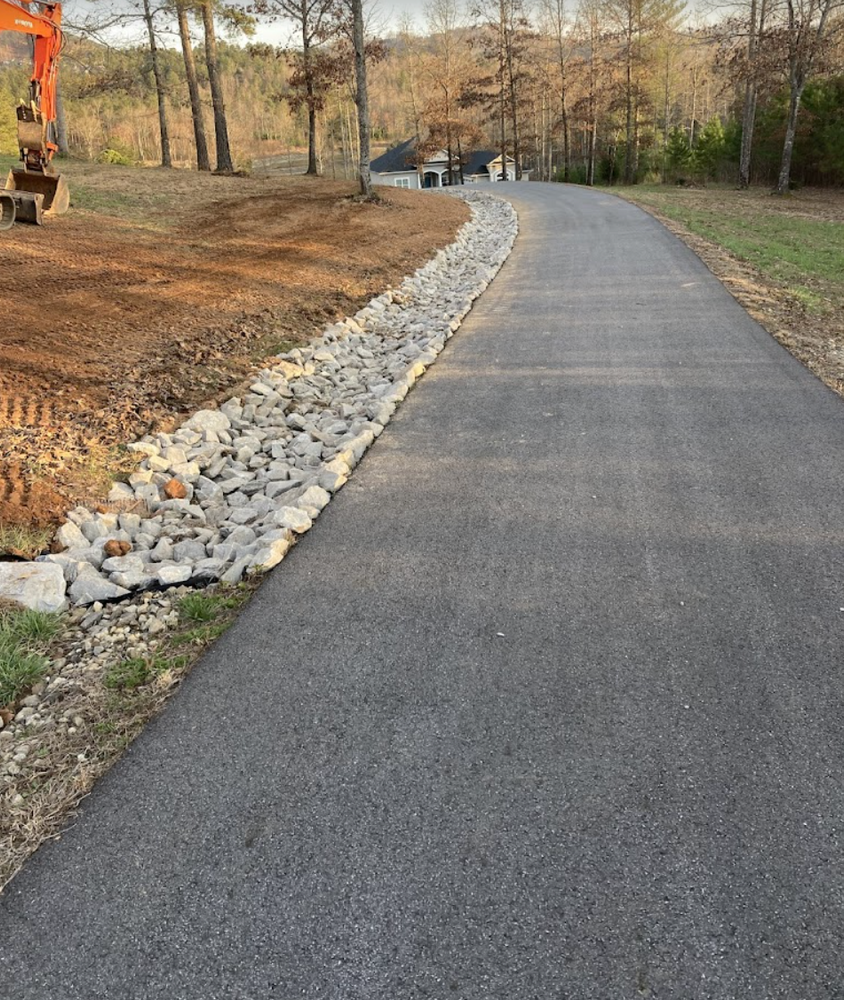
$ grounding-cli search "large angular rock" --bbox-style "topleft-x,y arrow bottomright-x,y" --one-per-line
296,486 -> 331,517
318,469 -> 348,493
68,564 -> 130,606
265,479 -> 298,500
55,520 -> 88,551
154,564 -> 193,586
38,553 -> 87,583
271,507 -> 313,534
247,530 -> 293,573
101,554 -> 146,575
172,539 -> 208,563
0,562 -> 66,612
183,409 -> 231,434
111,568 -> 155,591
221,555 -> 252,585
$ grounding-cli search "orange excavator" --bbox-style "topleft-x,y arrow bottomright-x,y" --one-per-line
0,0 -> 68,230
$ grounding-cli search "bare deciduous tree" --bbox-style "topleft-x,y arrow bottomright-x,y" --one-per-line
350,0 -> 372,195
256,0 -> 339,174
141,0 -> 172,167
773,0 -> 843,192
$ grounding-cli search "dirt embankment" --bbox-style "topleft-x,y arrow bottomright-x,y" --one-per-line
0,167 -> 469,533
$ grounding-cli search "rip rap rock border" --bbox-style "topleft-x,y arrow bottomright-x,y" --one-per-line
30,191 -> 518,608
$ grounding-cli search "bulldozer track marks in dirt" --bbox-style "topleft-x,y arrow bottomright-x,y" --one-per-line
0,395 -> 55,431
0,462 -> 32,508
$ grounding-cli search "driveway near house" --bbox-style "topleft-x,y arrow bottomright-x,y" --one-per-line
2,183 -> 844,998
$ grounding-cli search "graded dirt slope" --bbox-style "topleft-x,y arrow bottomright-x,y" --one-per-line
0,164 -> 468,533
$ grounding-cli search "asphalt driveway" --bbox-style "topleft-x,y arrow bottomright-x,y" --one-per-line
2,183 -> 844,999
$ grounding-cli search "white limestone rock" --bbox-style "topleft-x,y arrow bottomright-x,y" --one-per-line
55,520 -> 88,551
184,409 -> 232,434
271,507 -> 313,534
247,530 -> 294,573
154,564 -> 193,586
296,486 -> 331,518
0,562 -> 67,613
68,565 -> 130,606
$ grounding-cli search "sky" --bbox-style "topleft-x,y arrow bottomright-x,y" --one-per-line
62,0 -> 431,48
57,0 -> 713,50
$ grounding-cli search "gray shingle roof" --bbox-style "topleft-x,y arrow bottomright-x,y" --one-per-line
463,150 -> 498,175
370,137 -> 418,173
370,142 -> 510,176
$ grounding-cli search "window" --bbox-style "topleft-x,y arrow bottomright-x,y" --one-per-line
394,177 -> 410,188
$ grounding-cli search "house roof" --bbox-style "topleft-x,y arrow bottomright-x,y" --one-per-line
370,137 -> 418,173
464,150 -> 515,174
370,141 -> 515,175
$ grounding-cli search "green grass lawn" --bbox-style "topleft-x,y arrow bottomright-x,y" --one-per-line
614,184 -> 844,315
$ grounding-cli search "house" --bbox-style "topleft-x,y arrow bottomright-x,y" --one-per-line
370,138 -> 526,189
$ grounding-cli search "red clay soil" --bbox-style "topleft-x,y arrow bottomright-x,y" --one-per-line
0,168 -> 469,534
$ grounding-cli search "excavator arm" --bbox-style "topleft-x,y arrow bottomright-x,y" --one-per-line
0,0 -> 68,228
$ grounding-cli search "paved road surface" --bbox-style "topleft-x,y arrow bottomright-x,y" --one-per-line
3,184 -> 844,999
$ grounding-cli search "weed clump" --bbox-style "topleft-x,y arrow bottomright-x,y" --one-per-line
0,609 -> 62,706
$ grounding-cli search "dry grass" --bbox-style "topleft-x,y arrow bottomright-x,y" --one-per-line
0,583 -> 256,892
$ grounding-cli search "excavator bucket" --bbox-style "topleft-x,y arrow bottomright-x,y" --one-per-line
4,189 -> 44,225
0,192 -> 15,231
5,168 -> 69,217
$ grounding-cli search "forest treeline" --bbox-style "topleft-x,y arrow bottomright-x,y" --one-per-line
0,0 -> 842,190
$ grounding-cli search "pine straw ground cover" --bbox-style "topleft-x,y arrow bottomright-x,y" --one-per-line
614,185 -> 844,400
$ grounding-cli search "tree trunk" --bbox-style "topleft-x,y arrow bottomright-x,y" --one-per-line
739,0 -> 765,188
200,0 -> 233,173
561,93 -> 570,182
739,80 -> 757,189
55,79 -> 69,156
586,29 -> 596,186
303,28 -> 318,175
507,51 -> 520,179
502,0 -> 520,180
143,0 -> 172,168
351,0 -> 372,198
499,0 -> 507,179
689,64 -> 698,147
503,4 -> 520,181
662,48 -> 670,183
775,77 -> 805,194
556,29 -> 570,182
176,0 -> 210,171
624,10 -> 634,184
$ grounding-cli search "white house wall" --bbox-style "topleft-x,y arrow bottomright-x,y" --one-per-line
372,171 -> 421,190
